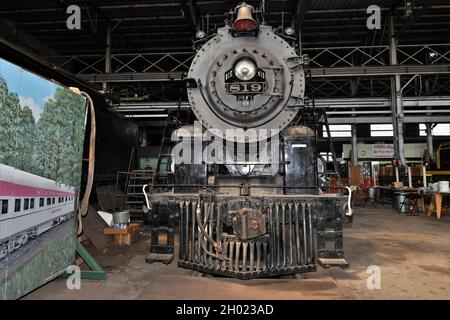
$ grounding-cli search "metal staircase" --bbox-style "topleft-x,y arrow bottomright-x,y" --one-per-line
113,169 -> 154,220
124,169 -> 154,218
152,106 -> 191,191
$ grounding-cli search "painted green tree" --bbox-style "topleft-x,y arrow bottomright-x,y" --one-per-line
0,75 -> 86,190
35,88 -> 86,189
17,106 -> 37,173
0,77 -> 36,172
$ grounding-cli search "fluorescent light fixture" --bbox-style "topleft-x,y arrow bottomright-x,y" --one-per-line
124,114 -> 168,118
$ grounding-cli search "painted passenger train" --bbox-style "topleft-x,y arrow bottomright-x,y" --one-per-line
0,164 -> 75,260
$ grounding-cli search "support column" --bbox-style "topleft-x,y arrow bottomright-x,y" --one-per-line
351,124 -> 358,166
426,123 -> 434,161
389,15 -> 406,165
297,29 -> 302,55
103,24 -> 112,93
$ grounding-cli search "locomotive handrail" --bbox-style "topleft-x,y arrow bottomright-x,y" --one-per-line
142,184 -> 152,211
344,186 -> 354,217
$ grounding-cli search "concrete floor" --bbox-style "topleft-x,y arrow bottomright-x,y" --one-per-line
24,205 -> 450,300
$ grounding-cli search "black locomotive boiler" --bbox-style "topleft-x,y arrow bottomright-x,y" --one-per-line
144,2 -> 351,279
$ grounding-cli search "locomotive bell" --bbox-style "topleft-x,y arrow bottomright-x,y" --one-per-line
232,3 -> 257,32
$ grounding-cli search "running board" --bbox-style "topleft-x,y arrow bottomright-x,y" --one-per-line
146,253 -> 174,265
318,258 -> 349,269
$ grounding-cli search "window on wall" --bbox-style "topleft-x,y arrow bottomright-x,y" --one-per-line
319,152 -> 334,162
323,125 -> 352,137
419,124 -> 450,136
370,124 -> 394,137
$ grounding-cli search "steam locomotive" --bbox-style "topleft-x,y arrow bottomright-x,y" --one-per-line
144,3 -> 351,279
0,164 -> 75,260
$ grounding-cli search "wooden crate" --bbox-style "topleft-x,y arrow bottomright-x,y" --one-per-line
103,223 -> 140,245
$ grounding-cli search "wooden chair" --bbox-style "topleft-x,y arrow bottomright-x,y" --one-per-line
399,193 -> 422,216
351,187 -> 366,208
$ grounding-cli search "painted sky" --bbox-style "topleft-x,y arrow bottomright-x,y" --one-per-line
0,58 -> 62,122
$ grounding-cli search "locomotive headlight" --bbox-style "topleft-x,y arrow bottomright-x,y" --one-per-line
234,58 -> 257,81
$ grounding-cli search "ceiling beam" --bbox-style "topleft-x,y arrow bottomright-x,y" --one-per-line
49,0 -> 108,48
309,64 -> 450,77
0,15 -> 60,57
0,37 -> 114,102
75,63 -> 450,84
328,116 -> 450,124
80,72 -> 185,82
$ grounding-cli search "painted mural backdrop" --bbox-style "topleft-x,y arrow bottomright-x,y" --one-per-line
0,57 -> 86,299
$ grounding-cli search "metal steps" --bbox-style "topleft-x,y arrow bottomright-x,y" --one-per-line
113,169 -> 154,221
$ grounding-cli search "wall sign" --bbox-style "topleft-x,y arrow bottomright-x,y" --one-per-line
372,144 -> 395,158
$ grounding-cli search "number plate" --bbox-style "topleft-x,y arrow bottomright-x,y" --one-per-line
226,82 -> 266,94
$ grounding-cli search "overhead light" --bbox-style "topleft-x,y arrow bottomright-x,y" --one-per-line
196,30 -> 206,39
233,58 -> 257,81
284,27 -> 295,36
429,51 -> 439,60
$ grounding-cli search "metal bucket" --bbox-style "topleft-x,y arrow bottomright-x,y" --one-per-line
439,181 -> 449,193
368,187 -> 377,200
113,211 -> 130,224
431,182 -> 439,192
394,193 -> 407,213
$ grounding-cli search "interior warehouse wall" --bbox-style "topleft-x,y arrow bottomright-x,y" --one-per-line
81,110 -> 139,191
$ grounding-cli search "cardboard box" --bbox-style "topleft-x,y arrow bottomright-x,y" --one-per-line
104,223 -> 140,245
392,182 -> 404,189
113,232 -> 139,246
